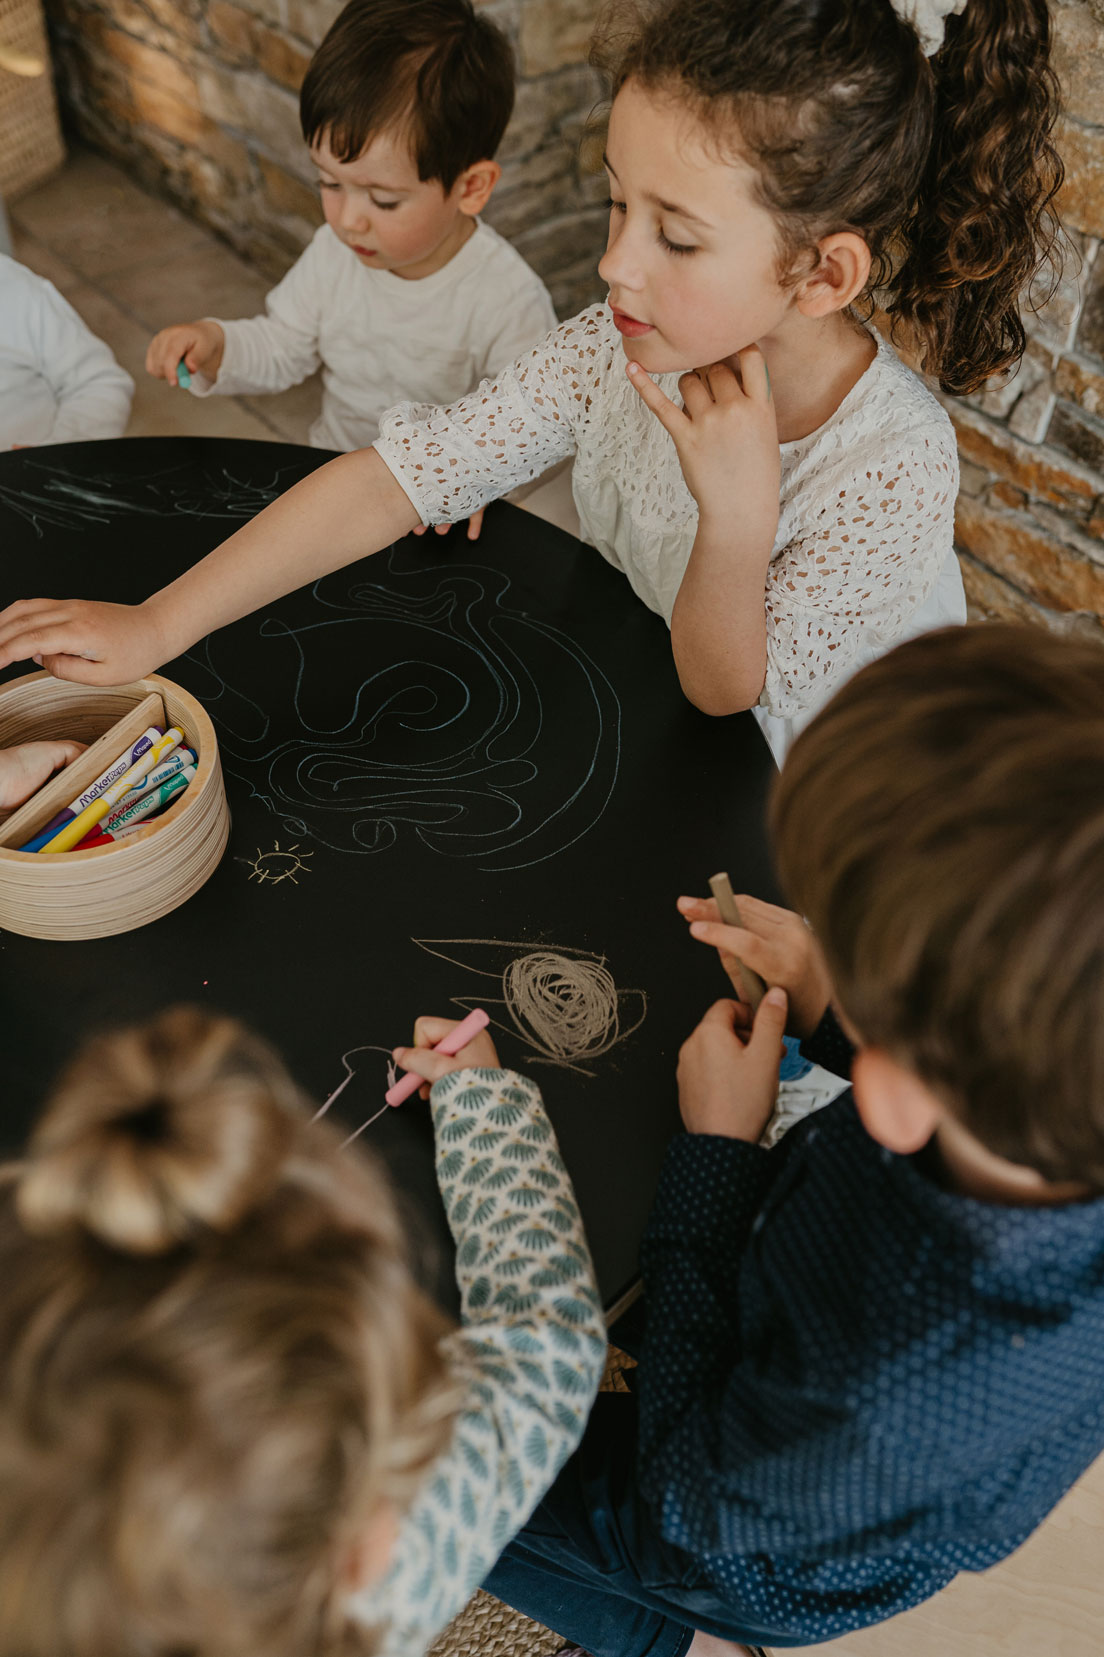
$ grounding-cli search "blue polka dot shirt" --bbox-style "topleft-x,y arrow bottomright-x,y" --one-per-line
636,1013 -> 1104,1644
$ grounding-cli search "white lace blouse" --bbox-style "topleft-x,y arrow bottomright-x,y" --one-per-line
375,304 -> 964,759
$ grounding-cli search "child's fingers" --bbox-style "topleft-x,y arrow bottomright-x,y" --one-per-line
747,986 -> 788,1058
677,370 -> 715,417
411,1015 -> 460,1049
626,360 -> 691,440
701,360 -> 741,404
677,894 -> 720,922
412,524 -> 428,536
392,1045 -> 456,1086
733,344 -> 771,402
467,507 -> 485,541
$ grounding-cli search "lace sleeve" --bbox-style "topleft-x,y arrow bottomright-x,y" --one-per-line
762,434 -> 958,719
374,307 -> 611,525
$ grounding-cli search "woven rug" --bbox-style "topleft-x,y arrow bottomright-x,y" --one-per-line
428,1347 -> 637,1657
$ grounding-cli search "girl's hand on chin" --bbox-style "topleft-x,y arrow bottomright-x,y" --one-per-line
626,344 -> 781,548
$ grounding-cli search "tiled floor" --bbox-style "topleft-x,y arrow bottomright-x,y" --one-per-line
9,146 -> 322,447
6,146 -> 581,534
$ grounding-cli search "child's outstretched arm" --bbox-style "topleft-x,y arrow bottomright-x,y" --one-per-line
350,1019 -> 605,1654
627,347 -> 779,715
0,448 -> 420,685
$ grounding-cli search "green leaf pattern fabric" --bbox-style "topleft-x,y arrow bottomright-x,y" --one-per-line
346,1068 -> 605,1655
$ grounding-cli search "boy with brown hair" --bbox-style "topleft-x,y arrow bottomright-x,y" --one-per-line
484,622 -> 1104,1656
146,0 -> 555,495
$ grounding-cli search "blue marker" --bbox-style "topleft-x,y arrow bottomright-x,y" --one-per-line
19,726 -> 163,852
176,359 -> 192,389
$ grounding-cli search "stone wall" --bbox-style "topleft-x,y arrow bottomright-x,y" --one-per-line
945,0 -> 1104,641
38,0 -> 1104,639
41,0 -> 610,316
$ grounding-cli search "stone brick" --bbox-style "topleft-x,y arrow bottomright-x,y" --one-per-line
254,27 -> 312,91
1078,247 -> 1104,362
1024,230 -> 1089,352
955,494 -> 1104,616
959,551 -> 1057,627
196,63 -> 311,177
498,62 -> 603,163
257,153 -> 324,230
948,404 -> 1098,513
519,0 -> 596,76
1057,117 -> 1104,239
1056,351 -> 1104,418
82,17 -> 198,104
1008,382 -> 1057,444
1053,2 -> 1104,123
957,458 -> 990,496
96,0 -> 202,52
207,1 -> 256,62
282,0 -> 343,45
1048,399 -> 1104,475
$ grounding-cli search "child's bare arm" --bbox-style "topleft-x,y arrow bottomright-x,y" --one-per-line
626,348 -> 779,715
678,891 -> 833,1039
0,739 -> 84,810
0,448 -> 420,685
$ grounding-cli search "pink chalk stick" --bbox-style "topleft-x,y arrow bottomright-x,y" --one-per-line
386,1007 -> 492,1107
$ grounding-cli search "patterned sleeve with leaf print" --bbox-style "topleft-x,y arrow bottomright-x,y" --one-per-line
346,1067 -> 607,1657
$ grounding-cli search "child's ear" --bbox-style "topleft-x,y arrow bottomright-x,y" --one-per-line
455,159 -> 502,217
851,1047 -> 943,1155
794,232 -> 871,319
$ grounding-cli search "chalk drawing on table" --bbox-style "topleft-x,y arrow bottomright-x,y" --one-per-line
314,1043 -> 398,1148
237,840 -> 314,885
188,550 -> 623,872
413,937 -> 647,1077
0,456 -> 308,537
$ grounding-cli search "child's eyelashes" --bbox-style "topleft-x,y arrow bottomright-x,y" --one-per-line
604,198 -> 696,255
315,180 -> 400,211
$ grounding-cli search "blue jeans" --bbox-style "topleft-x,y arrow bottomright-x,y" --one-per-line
483,1392 -> 786,1657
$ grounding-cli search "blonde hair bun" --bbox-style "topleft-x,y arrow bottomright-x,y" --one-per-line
17,1007 -> 300,1253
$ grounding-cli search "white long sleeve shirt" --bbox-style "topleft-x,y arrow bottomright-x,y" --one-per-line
376,305 -> 966,761
190,221 -> 557,452
0,256 -> 133,449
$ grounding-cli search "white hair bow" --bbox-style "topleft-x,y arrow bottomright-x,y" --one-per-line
891,0 -> 968,55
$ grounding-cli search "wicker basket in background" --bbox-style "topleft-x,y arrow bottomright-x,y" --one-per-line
0,0 -> 65,202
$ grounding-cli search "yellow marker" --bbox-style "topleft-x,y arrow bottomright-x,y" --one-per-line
41,728 -> 185,854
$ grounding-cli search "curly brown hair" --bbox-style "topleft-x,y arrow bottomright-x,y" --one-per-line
0,1007 -> 458,1657
592,0 -> 1064,394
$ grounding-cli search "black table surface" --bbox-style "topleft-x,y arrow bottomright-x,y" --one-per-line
0,437 -> 780,1311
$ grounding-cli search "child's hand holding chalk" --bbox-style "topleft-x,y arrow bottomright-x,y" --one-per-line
677,890 -> 833,1041
391,1010 -> 500,1104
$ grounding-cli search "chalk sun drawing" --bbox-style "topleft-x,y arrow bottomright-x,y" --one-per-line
238,840 -> 314,885
413,937 -> 647,1077
187,550 -> 622,872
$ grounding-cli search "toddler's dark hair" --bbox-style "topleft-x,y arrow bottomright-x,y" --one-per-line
773,625 -> 1104,1189
301,0 -> 515,191
593,0 -> 1064,395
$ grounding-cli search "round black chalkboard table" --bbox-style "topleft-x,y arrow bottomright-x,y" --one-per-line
0,438 -> 779,1313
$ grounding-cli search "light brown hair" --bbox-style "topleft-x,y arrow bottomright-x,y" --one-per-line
772,624 -> 1104,1186
0,1006 -> 458,1657
592,0 -> 1063,394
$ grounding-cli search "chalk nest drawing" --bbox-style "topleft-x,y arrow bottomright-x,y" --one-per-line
414,937 -> 647,1077
188,550 -> 623,871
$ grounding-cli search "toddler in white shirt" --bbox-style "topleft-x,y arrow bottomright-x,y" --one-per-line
0,256 -> 133,450
146,0 -> 556,465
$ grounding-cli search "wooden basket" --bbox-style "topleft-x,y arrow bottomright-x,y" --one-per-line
0,672 -> 229,940
0,0 -> 65,201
